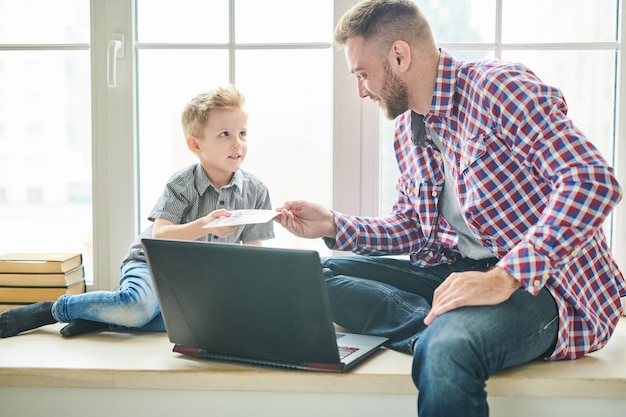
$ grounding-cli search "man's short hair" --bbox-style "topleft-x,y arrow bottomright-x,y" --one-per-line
334,0 -> 432,51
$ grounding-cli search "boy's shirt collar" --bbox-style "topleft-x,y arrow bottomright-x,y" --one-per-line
195,164 -> 243,194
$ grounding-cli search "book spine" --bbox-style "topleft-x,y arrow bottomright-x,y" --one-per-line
0,266 -> 85,287
0,280 -> 85,303
0,254 -> 82,273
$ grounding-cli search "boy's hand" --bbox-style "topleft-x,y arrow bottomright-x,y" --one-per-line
202,209 -> 237,238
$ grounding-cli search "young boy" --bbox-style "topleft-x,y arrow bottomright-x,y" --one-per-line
0,84 -> 274,338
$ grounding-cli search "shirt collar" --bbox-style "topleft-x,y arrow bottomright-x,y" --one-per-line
428,48 -> 457,118
194,164 -> 243,195
411,48 -> 457,147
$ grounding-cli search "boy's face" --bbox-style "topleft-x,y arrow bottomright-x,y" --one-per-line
188,108 -> 248,186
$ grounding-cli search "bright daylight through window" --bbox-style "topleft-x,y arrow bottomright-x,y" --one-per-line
0,0 -> 623,290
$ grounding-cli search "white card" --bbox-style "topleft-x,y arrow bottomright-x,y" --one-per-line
202,209 -> 280,227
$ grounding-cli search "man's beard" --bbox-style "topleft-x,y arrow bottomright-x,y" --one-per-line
377,60 -> 409,120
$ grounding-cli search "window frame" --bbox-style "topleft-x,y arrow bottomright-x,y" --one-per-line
91,0 -> 625,290
616,2 -> 626,265
91,0 -> 137,290
351,0 -> 626,267
92,0 -> 337,289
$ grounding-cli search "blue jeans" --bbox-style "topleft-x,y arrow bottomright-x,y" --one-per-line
322,255 -> 558,417
51,260 -> 166,331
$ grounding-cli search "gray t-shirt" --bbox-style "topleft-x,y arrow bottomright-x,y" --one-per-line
125,164 -> 275,263
428,127 -> 494,261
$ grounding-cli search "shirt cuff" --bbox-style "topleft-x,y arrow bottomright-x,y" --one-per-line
498,240 -> 553,296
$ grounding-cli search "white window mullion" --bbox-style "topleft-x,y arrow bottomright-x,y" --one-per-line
333,0 -> 381,217
495,0 -> 502,59
90,0 -> 136,290
613,0 -> 626,268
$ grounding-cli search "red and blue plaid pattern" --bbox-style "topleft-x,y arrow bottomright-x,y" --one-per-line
332,49 -> 624,360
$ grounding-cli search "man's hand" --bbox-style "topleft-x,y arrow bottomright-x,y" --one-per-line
275,200 -> 336,239
423,266 -> 522,325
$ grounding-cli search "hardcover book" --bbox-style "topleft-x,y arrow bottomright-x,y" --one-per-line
0,253 -> 83,274
0,266 -> 84,287
0,279 -> 86,303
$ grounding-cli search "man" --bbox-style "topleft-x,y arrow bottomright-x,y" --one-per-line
276,1 -> 624,416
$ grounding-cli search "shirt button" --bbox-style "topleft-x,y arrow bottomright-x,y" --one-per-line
533,280 -> 541,287
542,273 -> 550,280
571,249 -> 579,256
431,191 -> 438,197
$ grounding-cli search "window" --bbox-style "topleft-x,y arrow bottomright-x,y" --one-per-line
0,0 -> 93,281
135,0 -> 333,254
377,1 -> 624,265
0,0 -> 624,291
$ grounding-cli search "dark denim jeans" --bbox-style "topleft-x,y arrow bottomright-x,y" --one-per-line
322,255 -> 558,417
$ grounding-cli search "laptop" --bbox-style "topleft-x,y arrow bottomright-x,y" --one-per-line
141,238 -> 388,373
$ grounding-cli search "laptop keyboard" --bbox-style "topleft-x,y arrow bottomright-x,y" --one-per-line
338,346 -> 359,360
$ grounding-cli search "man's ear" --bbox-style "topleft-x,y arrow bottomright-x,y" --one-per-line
186,135 -> 200,153
391,40 -> 411,73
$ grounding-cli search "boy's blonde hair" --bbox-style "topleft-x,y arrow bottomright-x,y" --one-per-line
181,84 -> 246,138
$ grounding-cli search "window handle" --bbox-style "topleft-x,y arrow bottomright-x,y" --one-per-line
107,39 -> 123,87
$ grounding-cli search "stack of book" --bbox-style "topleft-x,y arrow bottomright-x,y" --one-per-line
0,252 -> 85,313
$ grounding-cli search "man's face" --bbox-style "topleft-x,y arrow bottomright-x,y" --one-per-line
378,60 -> 409,119
345,36 -> 409,120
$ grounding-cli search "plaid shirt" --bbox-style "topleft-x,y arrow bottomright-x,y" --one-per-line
332,48 -> 624,360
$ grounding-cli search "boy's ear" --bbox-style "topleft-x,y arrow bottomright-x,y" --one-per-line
186,135 -> 200,153
391,40 -> 411,73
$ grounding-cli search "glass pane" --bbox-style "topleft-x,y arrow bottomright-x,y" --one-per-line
380,116 -> 399,215
236,0 -> 333,43
137,50 -> 230,232
502,0 -> 618,43
501,50 -> 615,162
0,51 -> 92,279
416,0 -> 496,44
236,49 -> 332,253
0,0 -> 89,43
137,0 -> 229,43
